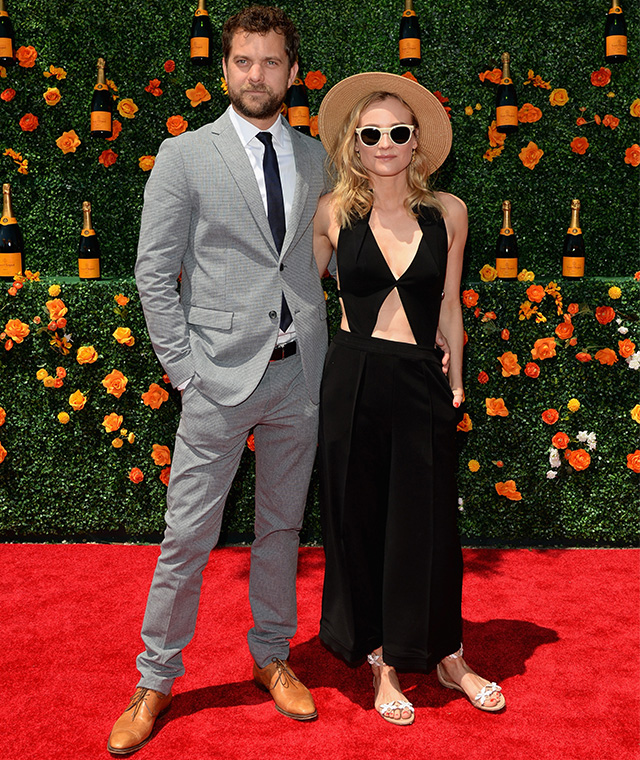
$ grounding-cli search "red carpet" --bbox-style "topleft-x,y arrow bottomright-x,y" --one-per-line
2,546 -> 637,760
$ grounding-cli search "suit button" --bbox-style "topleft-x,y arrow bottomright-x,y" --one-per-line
269,310 -> 277,319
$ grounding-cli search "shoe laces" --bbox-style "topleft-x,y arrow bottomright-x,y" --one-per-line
270,658 -> 300,690
125,688 -> 162,719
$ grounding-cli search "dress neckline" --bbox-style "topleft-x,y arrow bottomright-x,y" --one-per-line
366,223 -> 424,282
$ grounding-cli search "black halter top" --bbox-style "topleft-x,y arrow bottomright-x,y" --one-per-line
335,206 -> 449,347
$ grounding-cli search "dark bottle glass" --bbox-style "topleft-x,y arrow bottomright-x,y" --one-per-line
0,184 -> 24,280
399,0 -> 421,67
605,0 -> 627,63
190,0 -> 212,66
90,57 -> 113,138
495,201 -> 518,279
562,199 -> 585,279
286,77 -> 310,135
0,0 -> 15,67
495,52 -> 518,134
78,202 -> 101,279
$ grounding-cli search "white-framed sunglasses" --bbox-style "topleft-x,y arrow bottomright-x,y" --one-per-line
354,124 -> 416,147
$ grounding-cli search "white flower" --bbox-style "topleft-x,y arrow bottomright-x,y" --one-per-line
587,432 -> 597,451
618,326 -> 629,335
546,470 -> 558,479
577,430 -> 589,442
616,317 -> 622,324
627,352 -> 640,370
549,447 -> 561,468
457,497 -> 464,512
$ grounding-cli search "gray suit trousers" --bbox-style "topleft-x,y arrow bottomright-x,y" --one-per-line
136,352 -> 318,694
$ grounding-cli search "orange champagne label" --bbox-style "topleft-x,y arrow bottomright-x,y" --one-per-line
91,110 -> 112,132
402,9 -> 417,16
292,77 -> 304,86
81,229 -> 96,237
191,37 -> 209,57
1,216 -> 17,225
566,227 -> 582,235
94,83 -> 108,91
500,77 -> 513,85
496,105 -> 518,126
496,258 -> 518,278
0,252 -> 21,277
499,227 -> 514,236
563,257 -> 584,277
78,258 -> 101,278
0,38 -> 12,57
0,10 -> 8,16
608,6 -> 623,13
288,105 -> 310,127
195,8 -> 209,15
399,38 -> 420,58
606,35 -> 627,56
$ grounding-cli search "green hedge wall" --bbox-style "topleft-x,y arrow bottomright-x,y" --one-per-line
0,0 -> 638,544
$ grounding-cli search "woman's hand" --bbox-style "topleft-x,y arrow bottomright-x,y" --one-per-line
451,387 -> 464,409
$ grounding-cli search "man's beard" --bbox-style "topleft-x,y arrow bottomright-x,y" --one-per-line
228,82 -> 285,121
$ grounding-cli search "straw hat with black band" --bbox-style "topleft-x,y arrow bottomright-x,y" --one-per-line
317,71 -> 453,176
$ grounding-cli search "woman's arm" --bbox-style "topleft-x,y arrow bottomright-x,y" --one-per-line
437,192 -> 468,408
312,193 -> 336,278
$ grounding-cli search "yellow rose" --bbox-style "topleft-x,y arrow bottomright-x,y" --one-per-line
127,432 -> 135,444
48,284 -> 61,297
549,88 -> 569,107
43,86 -> 61,106
464,105 -> 473,116
117,98 -> 139,119
630,99 -> 640,118
138,155 -> 155,172
479,264 -> 498,282
113,327 -> 135,346
58,411 -> 70,424
567,398 -> 580,412
43,376 -> 56,388
56,129 -> 81,154
630,404 -> 640,424
112,437 -> 124,449
76,345 -> 98,365
517,269 -> 535,282
468,459 -> 480,472
68,389 -> 87,411
608,286 -> 622,299
36,368 -> 49,380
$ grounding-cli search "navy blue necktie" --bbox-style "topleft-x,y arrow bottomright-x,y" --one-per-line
256,131 -> 292,332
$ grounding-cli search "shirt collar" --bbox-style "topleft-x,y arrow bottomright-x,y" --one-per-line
227,105 -> 286,149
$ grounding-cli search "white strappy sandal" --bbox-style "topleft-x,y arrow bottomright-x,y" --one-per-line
367,652 -> 415,726
436,645 -> 505,712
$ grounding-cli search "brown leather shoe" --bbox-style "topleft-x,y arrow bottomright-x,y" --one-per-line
253,658 -> 317,720
107,687 -> 172,755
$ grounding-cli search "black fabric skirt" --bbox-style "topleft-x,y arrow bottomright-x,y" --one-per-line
318,329 -> 463,672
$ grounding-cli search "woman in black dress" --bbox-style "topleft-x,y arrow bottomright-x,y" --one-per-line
313,72 -> 505,725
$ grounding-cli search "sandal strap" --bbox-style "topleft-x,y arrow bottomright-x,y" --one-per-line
367,653 -> 386,668
445,644 -> 464,660
379,700 -> 414,714
474,682 -> 502,705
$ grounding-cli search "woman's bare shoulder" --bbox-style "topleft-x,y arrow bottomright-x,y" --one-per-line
435,191 -> 468,218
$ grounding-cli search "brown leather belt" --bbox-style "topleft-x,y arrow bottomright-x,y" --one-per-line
269,341 -> 297,361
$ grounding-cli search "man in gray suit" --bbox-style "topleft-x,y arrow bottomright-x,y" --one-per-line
108,6 -> 327,754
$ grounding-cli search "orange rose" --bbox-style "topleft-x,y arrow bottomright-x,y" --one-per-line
555,320 -> 574,341
309,115 -> 319,138
456,413 -> 472,432
485,398 -> 509,417
141,382 -> 169,409
495,480 -> 522,501
159,466 -> 171,486
164,59 -> 175,73
479,68 -> 502,84
43,87 -> 61,106
151,443 -> 172,466
594,348 -> 618,366
99,149 -> 118,167
139,155 -> 155,171
102,369 -> 128,398
526,284 -> 545,303
4,318 -> 30,343
590,67 -> 611,87
567,303 -> 579,315
570,137 -> 589,155
105,119 -> 122,142
498,351 -> 521,377
56,366 -> 66,379
552,431 -> 570,449
631,99 -> 640,118
461,289 -> 479,308
128,467 -> 144,483
0,442 -> 6,464
627,451 -> 640,473
167,115 -> 188,135
16,45 -> 37,68
68,389 -> 87,411
43,65 -> 67,80
487,120 -> 506,147
595,306 -> 615,325
117,98 -> 139,119
1,88 -> 16,102
479,264 -> 497,282
531,337 -> 557,360
619,339 -> 636,358
19,113 -> 39,132
56,129 -> 81,154
575,352 -> 591,362
524,362 -> 540,378
0,407 -> 5,426
185,81 -> 211,107
518,103 -> 542,123
401,71 -> 418,82
519,141 -> 544,170
624,144 -> 640,167
602,114 -> 619,130
46,298 -> 68,321
112,437 -> 124,449
113,327 -> 135,346
102,413 -> 123,433
145,78 -> 163,96
76,345 -> 98,364
304,70 -> 327,90
483,147 -> 504,162
568,448 -> 591,471
542,408 -> 559,425
549,88 -> 569,106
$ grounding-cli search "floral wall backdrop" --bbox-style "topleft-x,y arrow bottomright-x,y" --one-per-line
0,0 -> 638,543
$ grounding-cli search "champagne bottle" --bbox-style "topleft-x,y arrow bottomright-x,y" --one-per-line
286,77 -> 310,135
399,0 -> 421,67
0,184 -> 24,280
0,0 -> 15,67
562,199 -> 585,279
90,58 -> 113,138
190,0 -> 212,66
605,0 -> 627,63
496,52 -> 518,134
495,201 -> 518,279
78,202 -> 101,279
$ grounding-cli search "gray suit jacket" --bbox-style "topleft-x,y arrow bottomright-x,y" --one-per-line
135,110 -> 329,406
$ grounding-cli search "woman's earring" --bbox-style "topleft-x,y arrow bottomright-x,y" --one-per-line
411,148 -> 416,163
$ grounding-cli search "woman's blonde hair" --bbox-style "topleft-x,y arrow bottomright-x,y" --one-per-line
328,91 -> 444,228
